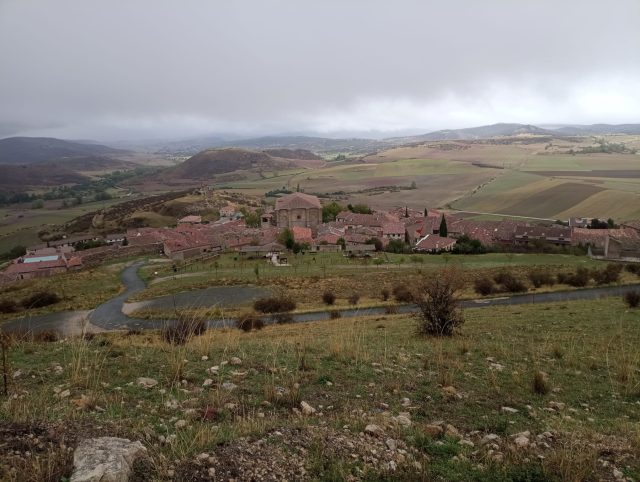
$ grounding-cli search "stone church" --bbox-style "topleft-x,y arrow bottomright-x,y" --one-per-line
274,192 -> 321,229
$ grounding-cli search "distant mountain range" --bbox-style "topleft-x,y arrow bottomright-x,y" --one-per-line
148,123 -> 640,155
0,137 -> 130,165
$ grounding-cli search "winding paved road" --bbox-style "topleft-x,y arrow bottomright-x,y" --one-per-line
2,261 -> 639,334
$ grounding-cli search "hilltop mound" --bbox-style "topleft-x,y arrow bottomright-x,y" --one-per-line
159,147 -> 321,181
0,137 -> 128,164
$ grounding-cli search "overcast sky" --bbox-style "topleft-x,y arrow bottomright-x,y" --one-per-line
1,0 -> 639,141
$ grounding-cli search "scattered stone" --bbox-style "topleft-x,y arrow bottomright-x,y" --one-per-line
548,401 -> 566,411
365,424 -> 384,437
481,434 -> 500,445
202,379 -> 213,387
394,415 -> 412,427
459,439 -> 475,448
424,424 -> 444,437
445,424 -> 461,440
230,357 -> 242,366
221,382 -> 237,391
201,355 -> 209,361
136,377 -> 158,389
56,389 -> 71,399
175,420 -> 187,429
70,437 -> 146,482
385,438 -> 397,451
300,401 -> 316,416
501,406 -> 518,414
442,386 -> 458,400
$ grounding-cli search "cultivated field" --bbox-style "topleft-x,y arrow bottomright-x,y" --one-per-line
214,136 -> 640,220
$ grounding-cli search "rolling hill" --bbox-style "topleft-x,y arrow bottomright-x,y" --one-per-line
158,147 -> 324,181
0,137 -> 129,164
388,123 -> 556,143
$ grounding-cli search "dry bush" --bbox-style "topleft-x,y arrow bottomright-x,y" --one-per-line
348,293 -> 360,305
414,268 -> 464,337
322,291 -> 336,305
624,263 -> 640,275
532,370 -> 550,395
161,317 -> 207,345
235,312 -> 265,332
392,284 -> 413,303
624,291 -> 640,308
494,271 -> 527,293
381,288 -> 390,301
592,263 -> 623,285
528,271 -> 555,288
564,267 -> 591,287
253,296 -> 296,313
474,277 -> 495,296
0,300 -> 18,313
21,291 -> 60,309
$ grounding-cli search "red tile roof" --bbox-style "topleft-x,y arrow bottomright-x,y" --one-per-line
275,192 -> 321,210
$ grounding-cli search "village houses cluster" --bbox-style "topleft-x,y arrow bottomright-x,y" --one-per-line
3,191 -> 640,282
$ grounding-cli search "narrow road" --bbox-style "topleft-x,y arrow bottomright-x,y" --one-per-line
2,261 -> 639,334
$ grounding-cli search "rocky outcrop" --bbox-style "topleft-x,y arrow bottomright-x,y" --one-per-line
70,437 -> 146,482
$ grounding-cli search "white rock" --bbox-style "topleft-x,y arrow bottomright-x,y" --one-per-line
202,379 -> 213,387
300,401 -> 316,415
230,357 -> 242,366
221,382 -> 237,391
395,415 -> 412,427
136,377 -> 158,389
175,420 -> 187,429
514,436 -> 529,448
70,437 -> 146,482
501,406 -> 518,414
481,434 -> 500,445
201,356 -> 209,361
385,438 -> 397,450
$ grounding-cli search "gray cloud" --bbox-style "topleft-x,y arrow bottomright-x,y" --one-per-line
1,0 -> 639,140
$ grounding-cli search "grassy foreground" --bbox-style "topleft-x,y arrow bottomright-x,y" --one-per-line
1,298 -> 639,481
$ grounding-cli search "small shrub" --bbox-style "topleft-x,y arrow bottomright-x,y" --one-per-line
348,293 -> 360,305
33,330 -> 59,343
392,284 -> 413,303
528,271 -> 555,288
494,272 -> 527,293
381,288 -> 390,301
322,291 -> 336,305
556,272 -> 569,284
624,291 -> 640,308
624,263 -> 640,275
236,313 -> 265,332
414,268 -> 464,336
592,263 -> 623,285
474,277 -> 495,296
21,291 -> 60,309
532,370 -> 550,395
162,317 -> 207,345
329,310 -> 342,319
0,299 -> 18,313
565,267 -> 591,287
253,296 -> 296,313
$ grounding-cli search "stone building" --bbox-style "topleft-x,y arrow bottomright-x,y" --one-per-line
274,192 -> 321,229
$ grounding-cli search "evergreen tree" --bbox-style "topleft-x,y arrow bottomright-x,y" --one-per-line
439,214 -> 448,238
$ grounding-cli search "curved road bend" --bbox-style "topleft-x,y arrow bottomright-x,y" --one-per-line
2,260 -> 640,333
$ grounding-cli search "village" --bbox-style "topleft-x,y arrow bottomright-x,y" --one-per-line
3,190 -> 640,283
